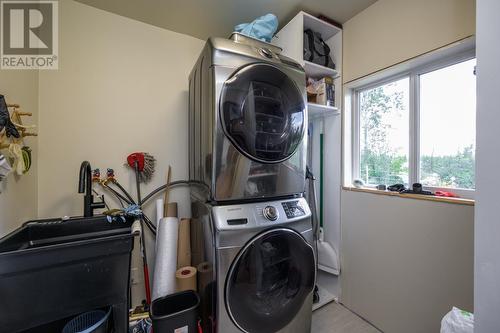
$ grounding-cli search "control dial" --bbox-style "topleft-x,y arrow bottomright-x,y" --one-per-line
263,205 -> 278,221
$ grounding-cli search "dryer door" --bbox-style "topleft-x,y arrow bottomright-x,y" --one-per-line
225,228 -> 315,333
220,63 -> 306,164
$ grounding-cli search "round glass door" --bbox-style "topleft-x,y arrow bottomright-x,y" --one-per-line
220,63 -> 306,163
225,228 -> 315,333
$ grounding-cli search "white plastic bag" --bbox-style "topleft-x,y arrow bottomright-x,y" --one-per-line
441,307 -> 474,333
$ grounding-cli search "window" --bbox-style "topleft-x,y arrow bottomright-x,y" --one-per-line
348,43 -> 476,198
419,59 -> 476,190
359,77 -> 410,186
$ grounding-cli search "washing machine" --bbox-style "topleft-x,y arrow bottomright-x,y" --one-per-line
188,33 -> 307,203
190,197 -> 316,333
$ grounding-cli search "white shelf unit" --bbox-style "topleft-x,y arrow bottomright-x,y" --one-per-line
304,60 -> 340,79
312,284 -> 337,311
273,11 -> 343,301
308,103 -> 339,120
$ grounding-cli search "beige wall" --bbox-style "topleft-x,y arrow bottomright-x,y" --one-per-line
38,1 -> 204,219
0,71 -> 38,237
37,0 -> 204,304
342,0 -> 476,82
340,0 -> 476,332
341,192 -> 474,333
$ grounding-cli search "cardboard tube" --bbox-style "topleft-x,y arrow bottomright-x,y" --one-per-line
176,266 -> 197,292
177,218 -> 191,268
197,261 -> 213,294
166,202 -> 178,218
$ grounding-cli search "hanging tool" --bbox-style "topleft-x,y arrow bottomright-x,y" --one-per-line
126,152 -> 156,184
127,152 -> 156,306
0,95 -> 19,138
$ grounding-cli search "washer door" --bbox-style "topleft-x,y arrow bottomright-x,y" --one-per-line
220,63 -> 306,164
225,228 -> 315,333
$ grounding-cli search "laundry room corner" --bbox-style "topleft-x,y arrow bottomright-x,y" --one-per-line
1,0 -> 497,332
36,0 -> 205,305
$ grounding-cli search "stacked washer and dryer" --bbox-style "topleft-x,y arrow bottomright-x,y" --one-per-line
188,33 -> 316,333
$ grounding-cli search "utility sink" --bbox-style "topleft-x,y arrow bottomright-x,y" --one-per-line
0,215 -> 133,252
0,215 -> 135,332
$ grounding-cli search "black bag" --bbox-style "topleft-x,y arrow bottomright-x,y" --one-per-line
303,29 -> 336,69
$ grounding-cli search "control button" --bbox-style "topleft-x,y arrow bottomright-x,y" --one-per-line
263,205 -> 278,221
259,48 -> 274,59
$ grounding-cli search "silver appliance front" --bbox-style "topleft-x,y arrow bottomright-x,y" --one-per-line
212,198 -> 315,333
188,37 -> 308,203
213,64 -> 307,202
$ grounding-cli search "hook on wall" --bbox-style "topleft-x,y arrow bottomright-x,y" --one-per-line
0,102 -> 37,150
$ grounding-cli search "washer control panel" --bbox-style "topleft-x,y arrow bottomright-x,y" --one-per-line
213,197 -> 311,230
282,200 -> 306,219
262,205 -> 279,221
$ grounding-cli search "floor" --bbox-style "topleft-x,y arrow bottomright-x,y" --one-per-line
312,302 -> 381,333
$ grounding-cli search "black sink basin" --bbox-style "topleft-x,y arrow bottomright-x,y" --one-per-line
0,215 -> 133,252
0,215 -> 134,332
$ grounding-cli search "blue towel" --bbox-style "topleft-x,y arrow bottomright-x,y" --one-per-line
234,14 -> 278,42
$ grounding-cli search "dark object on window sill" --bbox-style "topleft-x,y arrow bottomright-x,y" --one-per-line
400,183 -> 434,196
376,184 -> 387,191
388,183 -> 406,192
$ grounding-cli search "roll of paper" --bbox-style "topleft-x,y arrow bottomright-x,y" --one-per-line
152,216 -> 178,300
176,266 -> 197,292
177,218 -> 191,268
197,261 -> 213,294
155,199 -> 164,227
155,199 -> 164,247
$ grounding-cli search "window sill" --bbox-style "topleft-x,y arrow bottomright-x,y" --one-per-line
342,186 -> 475,206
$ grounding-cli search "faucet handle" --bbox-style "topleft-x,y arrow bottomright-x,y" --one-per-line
92,194 -> 106,210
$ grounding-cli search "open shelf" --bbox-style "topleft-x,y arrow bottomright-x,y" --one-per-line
303,11 -> 341,40
308,103 -> 339,120
312,284 -> 337,311
304,60 -> 340,79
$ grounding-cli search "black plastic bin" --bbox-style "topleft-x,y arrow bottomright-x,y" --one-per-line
0,215 -> 134,333
150,290 -> 200,333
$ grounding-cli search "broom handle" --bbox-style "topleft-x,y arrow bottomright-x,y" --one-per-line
163,166 -> 172,217
134,160 -> 142,204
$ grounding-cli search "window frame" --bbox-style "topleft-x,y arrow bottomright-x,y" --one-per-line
348,43 -> 476,199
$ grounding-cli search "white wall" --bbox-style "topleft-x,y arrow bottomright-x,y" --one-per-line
342,0 -> 476,82
37,0 -> 204,304
341,192 -> 474,332
474,0 -> 500,331
340,0 -> 476,332
0,71 -> 38,237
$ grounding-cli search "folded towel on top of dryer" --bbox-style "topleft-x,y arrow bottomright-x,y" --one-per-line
234,13 -> 278,42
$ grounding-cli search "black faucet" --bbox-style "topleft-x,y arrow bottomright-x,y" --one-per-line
78,161 -> 105,217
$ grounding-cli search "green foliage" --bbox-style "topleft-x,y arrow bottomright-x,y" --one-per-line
358,82 -> 475,189
360,151 -> 407,185
420,145 -> 475,189
360,84 -> 407,185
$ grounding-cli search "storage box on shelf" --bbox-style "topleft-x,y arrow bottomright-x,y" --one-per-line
273,11 -> 342,119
